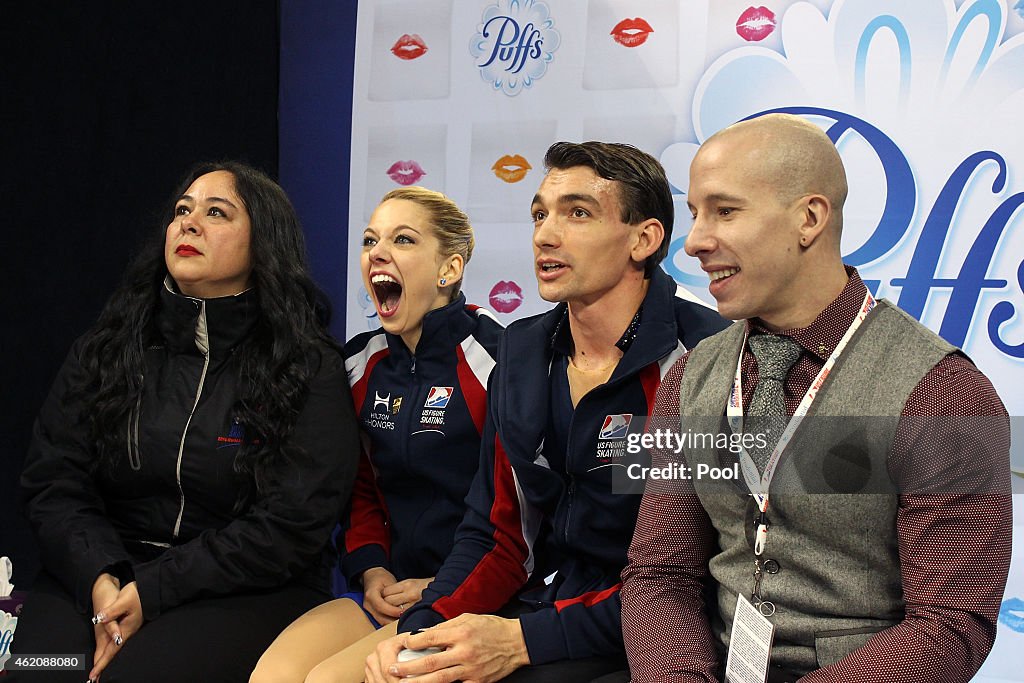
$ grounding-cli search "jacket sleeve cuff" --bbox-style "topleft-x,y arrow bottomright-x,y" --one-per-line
75,552 -> 133,615
398,604 -> 445,633
519,607 -> 570,665
132,558 -> 163,621
341,544 -> 390,587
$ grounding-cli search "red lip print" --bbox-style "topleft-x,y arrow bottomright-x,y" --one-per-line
736,6 -> 776,42
489,281 -> 523,314
386,161 -> 426,186
610,18 -> 654,48
491,154 -> 532,183
391,34 -> 428,60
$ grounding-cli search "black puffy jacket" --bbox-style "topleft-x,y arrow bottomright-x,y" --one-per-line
21,284 -> 359,620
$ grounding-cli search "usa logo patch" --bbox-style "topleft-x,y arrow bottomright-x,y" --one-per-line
599,414 -> 632,440
424,386 -> 454,409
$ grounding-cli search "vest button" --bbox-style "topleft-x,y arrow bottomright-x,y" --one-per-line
763,559 -> 780,574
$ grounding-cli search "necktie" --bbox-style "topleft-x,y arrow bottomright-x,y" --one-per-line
746,334 -> 801,474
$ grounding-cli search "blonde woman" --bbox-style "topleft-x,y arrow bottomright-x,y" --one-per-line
252,187 -> 502,683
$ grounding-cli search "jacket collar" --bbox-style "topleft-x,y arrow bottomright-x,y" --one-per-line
158,276 -> 259,356
544,268 -> 682,379
383,292 -> 475,371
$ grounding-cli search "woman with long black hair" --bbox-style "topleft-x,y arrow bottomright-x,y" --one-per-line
14,161 -> 359,682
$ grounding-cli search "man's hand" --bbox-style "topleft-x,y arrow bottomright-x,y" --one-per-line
366,630 -> 411,683
362,567 -> 402,624
376,614 -> 531,683
381,576 -> 434,612
89,581 -> 144,681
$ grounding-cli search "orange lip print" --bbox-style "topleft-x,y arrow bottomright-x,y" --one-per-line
492,154 -> 532,183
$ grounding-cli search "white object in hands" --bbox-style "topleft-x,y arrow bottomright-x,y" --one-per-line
0,557 -> 12,598
397,646 -> 443,679
397,646 -> 442,662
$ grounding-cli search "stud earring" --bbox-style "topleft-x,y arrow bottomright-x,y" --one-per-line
439,278 -> 447,286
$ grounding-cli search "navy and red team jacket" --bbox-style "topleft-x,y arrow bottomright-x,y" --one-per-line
341,294 -> 502,586
400,268 -> 729,664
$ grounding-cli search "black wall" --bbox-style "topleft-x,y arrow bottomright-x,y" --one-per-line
2,2 -> 282,587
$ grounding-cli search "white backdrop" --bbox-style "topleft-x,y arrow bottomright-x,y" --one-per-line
346,2 -> 1024,679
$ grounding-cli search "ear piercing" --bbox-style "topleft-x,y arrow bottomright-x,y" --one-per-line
439,278 -> 447,286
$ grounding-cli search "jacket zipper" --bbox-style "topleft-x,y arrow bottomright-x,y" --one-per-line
127,381 -> 144,471
560,369 -> 630,544
172,343 -> 212,539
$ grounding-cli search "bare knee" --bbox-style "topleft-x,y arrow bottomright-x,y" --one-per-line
305,657 -> 364,683
251,652 -> 308,683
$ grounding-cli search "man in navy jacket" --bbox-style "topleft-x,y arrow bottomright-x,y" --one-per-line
367,141 -> 728,683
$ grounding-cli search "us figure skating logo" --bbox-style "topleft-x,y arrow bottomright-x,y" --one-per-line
599,414 -> 633,440
470,0 -> 561,96
424,386 -> 453,409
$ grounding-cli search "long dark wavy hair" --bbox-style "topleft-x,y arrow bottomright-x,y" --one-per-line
68,161 -> 336,502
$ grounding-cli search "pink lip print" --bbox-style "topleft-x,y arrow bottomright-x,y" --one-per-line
489,280 -> 523,314
735,6 -> 776,42
386,160 -> 426,186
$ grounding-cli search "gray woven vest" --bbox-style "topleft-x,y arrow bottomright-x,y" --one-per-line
676,299 -> 954,673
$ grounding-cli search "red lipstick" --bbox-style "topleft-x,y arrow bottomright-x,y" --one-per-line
391,34 -> 428,60
610,18 -> 654,48
175,244 -> 201,256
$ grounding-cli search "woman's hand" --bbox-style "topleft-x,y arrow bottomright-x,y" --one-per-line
361,567 -> 402,624
90,573 -> 121,680
381,576 -> 434,612
89,581 -> 144,681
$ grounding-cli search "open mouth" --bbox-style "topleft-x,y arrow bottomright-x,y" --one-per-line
371,273 -> 403,317
610,18 -> 654,48
709,267 -> 740,284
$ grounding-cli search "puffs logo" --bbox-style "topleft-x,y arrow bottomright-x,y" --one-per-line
471,0 -> 561,96
599,414 -> 633,440
492,154 -> 532,183
391,33 -> 428,60
610,18 -> 653,48
425,386 -> 454,409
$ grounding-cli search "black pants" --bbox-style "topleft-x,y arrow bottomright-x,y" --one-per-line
8,572 -> 329,682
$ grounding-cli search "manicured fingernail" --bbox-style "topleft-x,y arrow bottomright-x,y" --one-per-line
389,665 -> 399,675
91,612 -> 105,624
114,633 -> 123,646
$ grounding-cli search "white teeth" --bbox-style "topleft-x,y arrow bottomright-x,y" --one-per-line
709,268 -> 739,281
371,274 -> 398,284
540,263 -> 563,271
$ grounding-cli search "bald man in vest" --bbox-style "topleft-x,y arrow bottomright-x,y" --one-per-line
621,113 -> 1011,683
